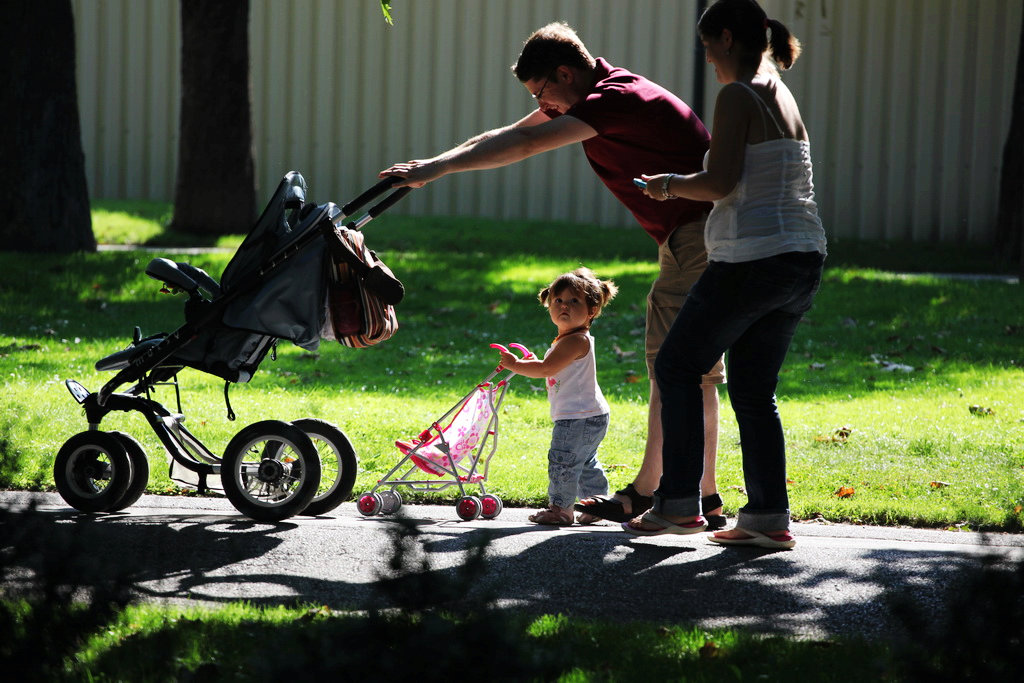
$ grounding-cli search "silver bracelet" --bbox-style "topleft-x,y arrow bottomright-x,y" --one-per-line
662,174 -> 676,199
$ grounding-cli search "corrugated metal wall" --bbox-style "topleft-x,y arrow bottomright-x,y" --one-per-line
72,0 -> 1022,244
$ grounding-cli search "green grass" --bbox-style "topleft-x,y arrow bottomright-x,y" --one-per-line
3,200 -> 1023,680
65,602 -> 890,682
1,203 -> 1022,530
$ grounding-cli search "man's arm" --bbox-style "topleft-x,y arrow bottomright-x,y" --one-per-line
379,111 -> 596,188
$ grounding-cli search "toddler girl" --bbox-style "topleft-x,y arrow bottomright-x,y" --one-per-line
495,267 -> 618,525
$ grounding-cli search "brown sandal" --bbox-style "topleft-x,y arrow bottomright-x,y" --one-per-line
572,483 -> 652,523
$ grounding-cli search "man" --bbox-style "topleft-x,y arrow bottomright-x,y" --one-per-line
380,22 -> 726,527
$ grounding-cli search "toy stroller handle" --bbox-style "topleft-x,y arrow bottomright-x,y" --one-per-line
508,342 -> 534,359
489,342 -> 535,365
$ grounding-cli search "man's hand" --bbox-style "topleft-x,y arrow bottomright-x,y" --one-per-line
378,159 -> 446,188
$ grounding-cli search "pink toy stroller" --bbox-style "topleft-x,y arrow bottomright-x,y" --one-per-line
356,343 -> 533,521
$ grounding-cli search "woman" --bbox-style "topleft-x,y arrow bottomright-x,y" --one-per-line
625,0 -> 827,549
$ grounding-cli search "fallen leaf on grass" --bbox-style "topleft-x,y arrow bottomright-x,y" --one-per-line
1014,504 -> 1022,514
881,361 -> 915,372
612,344 -> 636,361
624,370 -> 641,383
816,426 -> 852,443
870,353 -> 915,372
835,486 -> 855,498
699,640 -> 720,658
301,605 -> 334,621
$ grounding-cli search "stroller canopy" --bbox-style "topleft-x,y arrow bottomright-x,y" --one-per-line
219,172 -> 330,351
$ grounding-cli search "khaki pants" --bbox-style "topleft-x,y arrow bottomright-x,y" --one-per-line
645,217 -> 726,385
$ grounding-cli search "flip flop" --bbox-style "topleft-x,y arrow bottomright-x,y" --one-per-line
621,511 -> 707,536
708,528 -> 796,549
573,483 -> 652,522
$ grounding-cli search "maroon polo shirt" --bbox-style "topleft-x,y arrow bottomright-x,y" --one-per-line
544,58 -> 712,244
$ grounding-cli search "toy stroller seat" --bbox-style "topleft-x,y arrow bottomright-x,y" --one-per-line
396,383 -> 497,476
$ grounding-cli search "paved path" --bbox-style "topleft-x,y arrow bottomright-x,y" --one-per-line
3,491 -> 1021,640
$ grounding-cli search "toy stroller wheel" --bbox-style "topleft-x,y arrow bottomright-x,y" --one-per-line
357,492 -> 383,516
54,431 -> 133,513
221,420 -> 321,522
456,495 -> 482,521
480,494 -> 503,519
291,418 -> 358,516
379,489 -> 403,515
107,432 -> 150,512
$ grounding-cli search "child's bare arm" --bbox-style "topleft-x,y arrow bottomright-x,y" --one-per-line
497,335 -> 587,379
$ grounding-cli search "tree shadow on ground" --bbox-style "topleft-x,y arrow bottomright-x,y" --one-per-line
3,498 -> 1022,680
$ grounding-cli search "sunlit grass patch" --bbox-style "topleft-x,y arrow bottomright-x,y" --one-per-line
1,205 -> 1021,528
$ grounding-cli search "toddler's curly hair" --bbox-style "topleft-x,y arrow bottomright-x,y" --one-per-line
538,267 -> 618,319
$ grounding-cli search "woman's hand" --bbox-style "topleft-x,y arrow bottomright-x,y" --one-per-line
640,173 -> 674,201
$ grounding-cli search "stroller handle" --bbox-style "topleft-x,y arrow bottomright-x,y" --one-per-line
341,177 -> 403,217
489,343 -> 535,371
367,187 -> 413,218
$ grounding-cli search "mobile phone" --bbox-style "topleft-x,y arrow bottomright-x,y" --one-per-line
633,178 -> 647,189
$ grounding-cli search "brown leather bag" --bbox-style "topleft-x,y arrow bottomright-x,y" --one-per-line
323,226 -> 401,348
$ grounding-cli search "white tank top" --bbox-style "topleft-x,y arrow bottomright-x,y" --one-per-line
545,333 -> 609,421
704,81 -> 827,263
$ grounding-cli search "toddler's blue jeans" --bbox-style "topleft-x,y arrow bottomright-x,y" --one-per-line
547,414 -> 610,509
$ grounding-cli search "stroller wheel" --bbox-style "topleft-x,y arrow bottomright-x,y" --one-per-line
291,418 -> 358,517
456,495 -> 482,521
54,431 -> 133,513
357,492 -> 383,516
107,432 -> 151,512
480,494 -> 503,519
220,420 -> 321,522
379,489 -> 403,515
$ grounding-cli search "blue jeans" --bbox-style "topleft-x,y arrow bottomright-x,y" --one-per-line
653,251 -> 825,532
547,414 -> 610,509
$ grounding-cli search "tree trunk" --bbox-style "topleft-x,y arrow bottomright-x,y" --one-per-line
995,7 -> 1024,279
171,0 -> 256,235
0,1 -> 94,253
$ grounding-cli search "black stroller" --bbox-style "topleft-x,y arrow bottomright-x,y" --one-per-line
55,172 -> 409,522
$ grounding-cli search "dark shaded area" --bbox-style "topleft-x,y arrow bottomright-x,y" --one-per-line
0,1 -> 93,253
171,0 -> 256,236
995,7 -> 1024,279
0,502 -> 131,682
2,498 -> 1022,682
889,550 -> 1024,681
